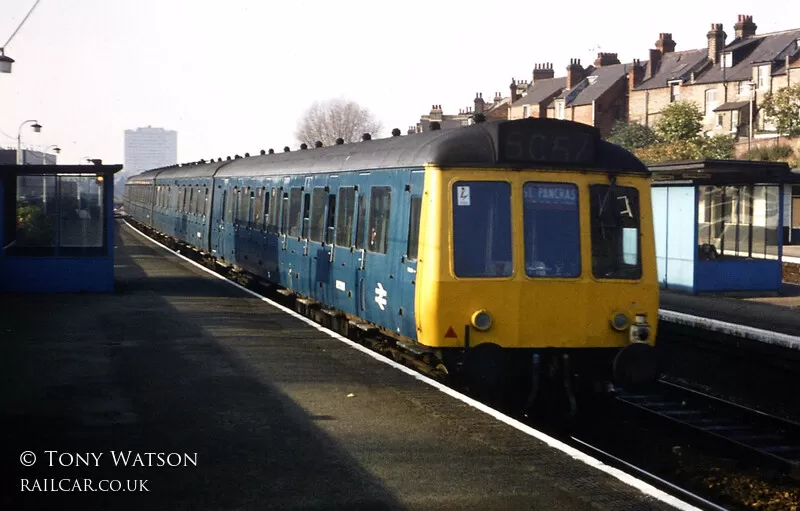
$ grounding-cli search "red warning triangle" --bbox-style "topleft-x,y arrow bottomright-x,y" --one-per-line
444,326 -> 458,339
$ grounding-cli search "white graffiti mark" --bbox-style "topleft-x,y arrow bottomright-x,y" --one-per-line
375,282 -> 388,311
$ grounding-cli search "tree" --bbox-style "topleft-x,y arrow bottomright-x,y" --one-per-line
702,134 -> 737,159
295,98 -> 383,147
607,121 -> 660,152
761,84 -> 800,137
654,100 -> 703,142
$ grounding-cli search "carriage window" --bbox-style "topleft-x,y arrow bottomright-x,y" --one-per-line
261,187 -> 270,229
248,189 -> 256,226
288,188 -> 302,237
268,187 -> 280,232
590,184 -> 642,279
452,181 -> 512,278
236,187 -> 250,225
367,187 -> 392,254
182,187 -> 189,213
355,193 -> 367,249
407,195 -> 422,260
221,190 -> 228,222
203,187 -> 210,216
227,187 -> 237,222
301,193 -> 311,239
336,187 -> 356,246
326,194 -> 336,243
309,187 -> 327,242
523,183 -> 580,277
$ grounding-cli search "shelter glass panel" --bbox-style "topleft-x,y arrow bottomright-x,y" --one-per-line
8,174 -> 105,256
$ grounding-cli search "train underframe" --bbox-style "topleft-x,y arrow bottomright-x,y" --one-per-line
126,219 -> 658,419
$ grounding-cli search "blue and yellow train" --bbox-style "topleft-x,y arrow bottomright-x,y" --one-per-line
125,117 -> 659,410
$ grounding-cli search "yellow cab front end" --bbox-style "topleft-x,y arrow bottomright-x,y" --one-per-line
414,165 -> 659,390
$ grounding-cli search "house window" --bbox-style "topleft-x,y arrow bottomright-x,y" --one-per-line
716,114 -> 724,128
555,101 -> 564,120
731,110 -> 740,132
670,83 -> 680,102
522,106 -> 529,118
721,52 -> 732,68
757,65 -> 769,89
704,89 -> 717,117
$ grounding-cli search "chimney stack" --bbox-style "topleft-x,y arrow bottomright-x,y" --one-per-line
566,59 -> 585,89
510,78 -> 519,103
593,52 -> 621,68
647,49 -> 661,80
494,91 -> 502,105
532,62 -> 555,83
655,33 -> 676,54
734,14 -> 757,39
474,92 -> 485,114
707,23 -> 726,64
628,59 -> 645,90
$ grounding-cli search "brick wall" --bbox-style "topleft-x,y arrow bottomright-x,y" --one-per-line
593,77 -> 628,137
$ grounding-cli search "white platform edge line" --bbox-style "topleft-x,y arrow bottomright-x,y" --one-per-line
658,309 -> 800,351
122,221 -> 699,511
782,256 -> 800,265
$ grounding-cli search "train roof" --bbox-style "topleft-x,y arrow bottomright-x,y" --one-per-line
127,118 -> 649,183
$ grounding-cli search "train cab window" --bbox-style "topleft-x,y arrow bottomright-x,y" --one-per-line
309,187 -> 327,242
407,195 -> 422,260
336,187 -> 356,246
288,188 -> 302,237
367,186 -> 392,254
325,194 -> 336,243
523,183 -> 580,278
589,184 -> 642,279
452,181 -> 512,278
354,194 -> 367,249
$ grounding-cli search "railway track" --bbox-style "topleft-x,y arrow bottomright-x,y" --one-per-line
613,379 -> 800,478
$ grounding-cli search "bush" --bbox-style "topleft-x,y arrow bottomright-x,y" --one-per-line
744,144 -> 795,162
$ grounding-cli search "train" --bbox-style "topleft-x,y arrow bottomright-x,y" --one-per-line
124,117 -> 659,414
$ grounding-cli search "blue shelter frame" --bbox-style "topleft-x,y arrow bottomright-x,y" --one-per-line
650,159 -> 792,294
0,163 -> 123,292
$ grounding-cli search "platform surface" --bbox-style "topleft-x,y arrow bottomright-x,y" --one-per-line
0,221 -> 687,510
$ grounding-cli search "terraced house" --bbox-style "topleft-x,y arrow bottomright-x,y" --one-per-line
629,16 -> 800,139
507,54 -> 637,137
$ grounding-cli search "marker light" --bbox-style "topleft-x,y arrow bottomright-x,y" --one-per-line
471,309 -> 493,331
611,313 -> 629,331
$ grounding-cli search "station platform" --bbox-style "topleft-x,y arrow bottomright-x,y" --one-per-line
659,286 -> 800,345
0,221 -> 691,510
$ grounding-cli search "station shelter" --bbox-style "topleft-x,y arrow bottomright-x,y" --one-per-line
649,159 -> 793,294
0,163 -> 123,292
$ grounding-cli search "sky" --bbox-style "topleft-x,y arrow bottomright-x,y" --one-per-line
1,0 -> 799,168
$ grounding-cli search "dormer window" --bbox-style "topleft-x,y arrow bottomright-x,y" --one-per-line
721,52 -> 733,68
555,101 -> 565,120
587,76 -> 599,85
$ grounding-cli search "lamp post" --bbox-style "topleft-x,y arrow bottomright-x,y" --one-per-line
42,144 -> 60,165
748,81 -> 757,153
17,119 -> 42,164
0,48 -> 13,73
41,145 -> 60,213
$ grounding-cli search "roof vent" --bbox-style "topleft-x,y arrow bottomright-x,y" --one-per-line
268,148 -> 275,154
245,152 -> 250,157
260,149 -> 266,155
300,143 -> 308,150
284,146 -> 290,152
391,128 -> 401,136
226,156 -> 231,160
335,138 -> 344,145
362,133 -> 372,141
314,140 -> 323,148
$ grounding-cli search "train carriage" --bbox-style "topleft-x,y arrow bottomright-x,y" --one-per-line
125,117 -> 659,410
